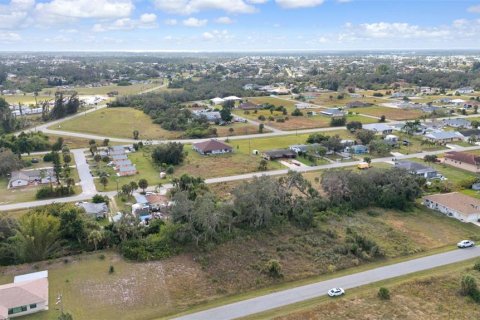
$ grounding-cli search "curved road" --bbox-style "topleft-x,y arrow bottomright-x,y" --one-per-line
173,247 -> 480,320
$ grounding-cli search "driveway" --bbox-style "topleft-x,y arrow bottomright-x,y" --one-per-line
173,247 -> 480,320
71,149 -> 97,195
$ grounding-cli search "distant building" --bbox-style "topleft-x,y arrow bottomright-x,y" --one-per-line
442,118 -> 471,129
193,139 -> 233,155
0,271 -> 49,319
363,123 -> 393,135
394,161 -> 438,179
320,108 -> 345,117
345,145 -> 368,154
8,169 -> 56,189
238,102 -> 260,110
424,131 -> 464,144
444,151 -> 480,173
76,202 -> 109,219
423,192 -> 480,223
346,101 -> 372,108
457,87 -> 475,94
210,97 -> 225,105
262,149 -> 297,160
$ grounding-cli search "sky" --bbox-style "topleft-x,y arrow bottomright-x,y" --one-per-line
1,0 -> 480,51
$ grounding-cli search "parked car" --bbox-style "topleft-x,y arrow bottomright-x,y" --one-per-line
327,288 -> 345,297
457,240 -> 475,248
31,158 -> 39,163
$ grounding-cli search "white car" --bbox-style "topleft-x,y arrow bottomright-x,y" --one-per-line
327,288 -> 345,297
457,240 -> 475,248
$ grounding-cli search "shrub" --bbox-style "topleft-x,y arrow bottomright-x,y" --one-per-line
263,259 -> 283,278
43,152 -> 53,162
378,287 -> 390,300
258,115 -> 266,121
460,275 -> 478,296
36,186 -> 75,199
291,109 -> 303,116
109,265 -> 115,274
474,261 -> 480,272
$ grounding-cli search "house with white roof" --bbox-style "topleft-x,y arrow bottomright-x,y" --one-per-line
210,97 -> 225,105
0,271 -> 48,319
362,123 -> 393,135
424,131 -> 464,144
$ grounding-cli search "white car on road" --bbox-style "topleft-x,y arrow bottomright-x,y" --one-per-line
457,240 -> 475,248
327,288 -> 345,297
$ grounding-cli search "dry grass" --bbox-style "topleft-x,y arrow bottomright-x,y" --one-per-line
353,106 -> 425,120
274,263 -> 480,320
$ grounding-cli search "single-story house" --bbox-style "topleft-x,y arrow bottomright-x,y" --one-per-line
423,192 -> 480,223
459,129 -> 480,141
289,143 -> 322,154
262,149 -> 297,161
193,139 -> 233,155
238,102 -> 260,110
451,98 -> 466,106
8,169 -> 56,189
192,110 -> 221,122
384,134 -> 399,146
210,97 -> 225,105
76,202 -> 109,218
223,96 -> 242,101
145,193 -> 170,211
117,165 -> 137,177
321,108 -> 345,117
0,271 -> 48,319
444,151 -> 480,173
394,160 -> 438,179
345,144 -> 368,154
457,87 -> 475,94
112,159 -> 133,169
363,123 -> 393,135
295,103 -> 311,109
346,101 -> 372,108
111,154 -> 128,161
442,118 -> 471,129
424,131 -> 464,144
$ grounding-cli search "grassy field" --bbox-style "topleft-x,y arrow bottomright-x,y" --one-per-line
38,81 -> 165,96
409,158 -> 475,186
1,94 -> 53,105
1,206 -> 477,320
53,107 -> 261,140
353,106 -> 425,120
263,259 -> 480,320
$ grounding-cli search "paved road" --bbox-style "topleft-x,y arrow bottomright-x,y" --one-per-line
173,247 -> 480,320
3,144 -> 480,212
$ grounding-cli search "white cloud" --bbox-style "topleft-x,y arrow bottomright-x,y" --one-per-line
337,0 -> 351,3
93,13 -> 157,32
183,17 -> 208,27
36,0 -> 133,19
275,0 -> 324,9
247,0 -> 269,3
164,18 -> 178,25
468,5 -> 480,13
357,22 -> 450,39
201,29 -> 232,41
0,0 -> 35,29
0,31 -> 22,42
215,16 -> 234,24
154,0 -> 257,15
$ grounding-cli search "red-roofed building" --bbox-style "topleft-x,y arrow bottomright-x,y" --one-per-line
444,151 -> 480,173
193,139 -> 233,155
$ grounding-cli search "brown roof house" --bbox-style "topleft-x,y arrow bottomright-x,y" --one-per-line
193,139 -> 233,155
444,151 -> 480,173
0,271 -> 48,319
423,192 -> 480,223
238,102 -> 260,110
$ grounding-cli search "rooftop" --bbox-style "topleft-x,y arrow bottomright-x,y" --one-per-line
423,192 -> 480,216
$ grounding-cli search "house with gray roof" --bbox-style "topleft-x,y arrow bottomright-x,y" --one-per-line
363,123 -> 393,135
442,118 -> 471,129
76,202 -> 109,218
8,169 -> 56,189
424,131 -> 464,144
320,108 -> 345,117
394,161 -> 438,179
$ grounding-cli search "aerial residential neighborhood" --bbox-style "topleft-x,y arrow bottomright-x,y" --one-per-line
1,1 -> 480,320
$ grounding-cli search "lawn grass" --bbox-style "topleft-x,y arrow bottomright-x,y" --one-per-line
408,158 -> 475,186
1,94 -> 53,105
353,106 -> 425,120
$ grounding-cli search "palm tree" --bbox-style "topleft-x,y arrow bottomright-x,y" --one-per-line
100,176 -> 109,190
88,230 -> 103,251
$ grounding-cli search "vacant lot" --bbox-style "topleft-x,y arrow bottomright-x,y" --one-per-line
354,106 -> 425,120
39,81 -> 166,96
54,107 -> 261,140
1,206 -> 477,320
274,260 -> 480,320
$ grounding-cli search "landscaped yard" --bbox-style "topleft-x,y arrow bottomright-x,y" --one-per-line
353,106 -> 425,120
2,206 -> 478,320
